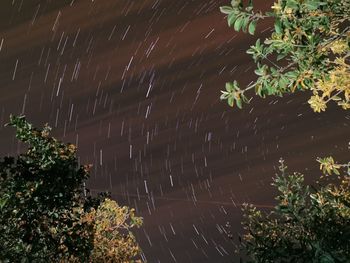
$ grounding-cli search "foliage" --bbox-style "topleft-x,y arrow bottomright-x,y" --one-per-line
0,116 -> 142,263
240,158 -> 350,262
0,115 -> 93,262
220,0 -> 350,112
84,199 -> 143,263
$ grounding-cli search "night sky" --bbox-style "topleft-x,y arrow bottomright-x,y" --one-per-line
0,0 -> 349,262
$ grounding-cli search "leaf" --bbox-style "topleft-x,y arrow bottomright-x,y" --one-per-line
220,6 -> 233,15
236,97 -> 243,109
274,20 -> 282,34
248,20 -> 257,35
228,97 -> 234,107
220,91 -> 229,100
234,17 -> 244,31
242,17 -> 250,32
278,77 -> 288,89
333,168 -> 340,175
233,80 -> 240,91
0,197 -> 7,210
228,12 -> 237,27
305,0 -> 320,10
285,0 -> 299,9
255,38 -> 261,49
226,82 -> 234,92
246,48 -> 255,55
254,68 -> 263,76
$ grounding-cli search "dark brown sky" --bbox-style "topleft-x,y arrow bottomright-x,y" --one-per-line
0,0 -> 349,262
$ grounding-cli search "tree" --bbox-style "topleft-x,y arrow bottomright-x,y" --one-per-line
240,158 -> 350,262
220,0 -> 350,112
0,116 -> 142,262
0,115 -> 94,262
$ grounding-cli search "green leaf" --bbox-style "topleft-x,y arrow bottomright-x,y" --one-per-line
228,97 -> 234,107
248,20 -> 257,35
278,77 -> 288,90
242,17 -> 250,32
305,0 -> 320,10
220,6 -> 233,14
333,168 -> 340,175
254,68 -> 263,76
226,82 -> 234,92
234,16 -> 244,31
274,20 -> 282,34
255,38 -> 261,49
228,12 -> 237,27
0,197 -> 7,210
236,97 -> 243,109
286,0 -> 299,9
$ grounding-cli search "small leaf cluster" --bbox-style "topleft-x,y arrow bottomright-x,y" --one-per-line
240,158 -> 350,262
220,0 -> 259,35
220,81 -> 249,108
317,156 -> 342,176
220,0 -> 350,112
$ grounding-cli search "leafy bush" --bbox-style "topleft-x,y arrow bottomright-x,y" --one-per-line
240,158 -> 350,262
220,0 -> 350,112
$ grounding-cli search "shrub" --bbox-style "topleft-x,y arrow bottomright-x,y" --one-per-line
240,158 -> 350,262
